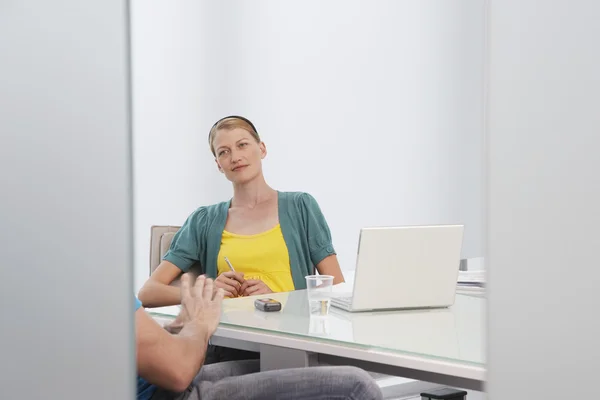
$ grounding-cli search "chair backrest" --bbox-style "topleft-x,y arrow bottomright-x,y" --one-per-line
149,225 -> 202,287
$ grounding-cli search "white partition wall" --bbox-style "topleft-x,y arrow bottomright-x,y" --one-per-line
486,0 -> 600,398
131,0 -> 486,290
0,1 -> 135,399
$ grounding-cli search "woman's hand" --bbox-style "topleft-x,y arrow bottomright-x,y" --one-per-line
215,271 -> 245,298
240,279 -> 273,296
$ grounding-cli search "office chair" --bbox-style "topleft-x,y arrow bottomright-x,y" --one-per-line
149,225 -> 203,286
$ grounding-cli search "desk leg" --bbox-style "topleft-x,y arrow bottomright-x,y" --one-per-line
260,344 -> 318,371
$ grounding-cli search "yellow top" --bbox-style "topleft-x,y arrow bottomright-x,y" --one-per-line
217,224 -> 295,294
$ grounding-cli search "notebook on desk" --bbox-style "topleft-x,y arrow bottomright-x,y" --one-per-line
330,225 -> 464,312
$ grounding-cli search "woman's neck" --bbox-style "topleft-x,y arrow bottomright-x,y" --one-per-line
231,176 -> 276,208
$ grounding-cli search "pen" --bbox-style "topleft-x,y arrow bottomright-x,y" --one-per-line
224,256 -> 243,297
224,256 -> 235,272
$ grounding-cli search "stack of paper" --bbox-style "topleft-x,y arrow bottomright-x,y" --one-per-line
457,270 -> 485,286
457,270 -> 486,295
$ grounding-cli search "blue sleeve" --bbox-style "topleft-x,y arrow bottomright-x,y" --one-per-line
300,193 -> 337,265
162,207 -> 206,272
134,296 -> 142,311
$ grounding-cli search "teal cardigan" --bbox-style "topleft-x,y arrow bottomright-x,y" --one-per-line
162,191 -> 336,290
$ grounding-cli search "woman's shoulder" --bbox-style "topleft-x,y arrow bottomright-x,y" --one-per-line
279,191 -> 320,209
279,191 -> 330,233
186,200 -> 229,221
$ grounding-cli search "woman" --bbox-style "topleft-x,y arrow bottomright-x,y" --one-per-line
138,115 -> 344,361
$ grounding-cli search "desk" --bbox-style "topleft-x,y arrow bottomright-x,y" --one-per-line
150,290 -> 486,392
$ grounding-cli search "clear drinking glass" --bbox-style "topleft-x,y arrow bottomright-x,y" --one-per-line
309,315 -> 331,336
305,275 -> 334,316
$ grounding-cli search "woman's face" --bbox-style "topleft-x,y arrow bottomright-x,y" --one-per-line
213,127 -> 266,184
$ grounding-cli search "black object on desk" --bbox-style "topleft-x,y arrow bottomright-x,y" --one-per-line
421,387 -> 468,400
254,298 -> 282,312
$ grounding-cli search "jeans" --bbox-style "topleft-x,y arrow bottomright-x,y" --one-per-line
151,360 -> 382,400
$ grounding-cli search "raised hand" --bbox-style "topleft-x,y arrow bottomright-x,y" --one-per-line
179,274 -> 224,336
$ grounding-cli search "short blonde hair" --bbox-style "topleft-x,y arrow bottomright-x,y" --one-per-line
208,116 -> 260,156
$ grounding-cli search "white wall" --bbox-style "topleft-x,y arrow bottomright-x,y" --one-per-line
131,0 -> 486,291
486,1 -> 600,398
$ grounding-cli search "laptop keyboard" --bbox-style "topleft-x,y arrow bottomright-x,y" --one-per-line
333,296 -> 353,305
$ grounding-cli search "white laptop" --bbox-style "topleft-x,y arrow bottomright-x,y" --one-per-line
330,225 -> 464,312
